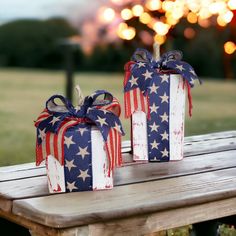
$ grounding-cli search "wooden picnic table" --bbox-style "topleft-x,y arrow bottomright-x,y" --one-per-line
0,130 -> 236,236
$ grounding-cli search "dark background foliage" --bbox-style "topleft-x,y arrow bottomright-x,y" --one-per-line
0,18 -> 235,77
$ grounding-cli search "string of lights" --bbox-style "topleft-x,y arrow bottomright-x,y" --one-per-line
96,0 -> 236,54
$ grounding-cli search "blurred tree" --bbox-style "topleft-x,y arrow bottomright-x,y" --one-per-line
170,20 -> 231,78
0,18 -> 77,68
80,42 -> 136,72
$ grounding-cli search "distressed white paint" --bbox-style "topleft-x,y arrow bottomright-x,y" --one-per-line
91,127 -> 113,190
46,155 -> 65,193
132,111 -> 148,161
169,74 -> 185,160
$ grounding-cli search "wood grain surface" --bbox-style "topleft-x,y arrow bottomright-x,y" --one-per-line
0,131 -> 235,233
12,167 -> 236,228
81,197 -> 236,236
0,149 -> 235,202
0,131 -> 235,183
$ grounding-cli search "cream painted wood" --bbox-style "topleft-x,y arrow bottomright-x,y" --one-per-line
169,74 -> 185,160
132,110 -> 148,161
91,127 -> 113,190
46,155 -> 65,193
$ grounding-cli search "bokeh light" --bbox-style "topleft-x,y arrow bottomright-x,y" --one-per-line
121,8 -> 133,20
139,12 -> 152,24
228,0 -> 236,10
153,22 -> 169,35
117,22 -> 136,40
187,12 -> 198,24
154,34 -> 166,45
132,5 -> 144,17
97,0 -> 236,52
98,7 -> 116,23
184,27 -> 196,39
146,0 -> 162,11
224,41 -> 236,54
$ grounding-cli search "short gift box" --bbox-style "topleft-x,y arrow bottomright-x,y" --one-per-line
124,48 -> 200,162
35,88 -> 124,193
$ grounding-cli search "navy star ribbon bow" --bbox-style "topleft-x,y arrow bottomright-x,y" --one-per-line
125,48 -> 201,94
36,90 -> 124,143
124,48 -> 201,116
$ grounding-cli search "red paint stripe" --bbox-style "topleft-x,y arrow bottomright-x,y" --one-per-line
105,140 -> 112,176
117,132 -> 122,166
36,142 -> 43,166
130,90 -> 134,115
186,81 -> 193,117
140,89 -> 145,112
110,130 -> 115,171
53,133 -> 58,159
113,129 -> 118,167
125,91 -> 131,118
133,88 -> 138,111
124,61 -> 135,119
45,132 -> 51,156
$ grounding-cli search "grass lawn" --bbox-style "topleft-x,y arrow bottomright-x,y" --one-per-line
0,68 -> 236,166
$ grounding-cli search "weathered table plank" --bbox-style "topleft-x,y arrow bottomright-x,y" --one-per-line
183,130 -> 236,143
1,135 -> 235,182
78,197 -> 236,236
0,131 -> 235,235
3,197 -> 236,236
12,167 -> 236,228
0,149 -> 235,206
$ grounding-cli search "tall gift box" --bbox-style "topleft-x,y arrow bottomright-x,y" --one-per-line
124,48 -> 200,162
35,88 -> 124,193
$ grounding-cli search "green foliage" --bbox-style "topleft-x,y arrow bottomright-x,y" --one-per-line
0,69 -> 236,166
0,17 -> 235,78
219,224 -> 236,236
171,20 -> 236,78
167,226 -> 192,236
78,43 -> 136,72
0,18 -> 77,68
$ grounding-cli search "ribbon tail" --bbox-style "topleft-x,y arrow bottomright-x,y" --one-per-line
186,80 -> 193,117
36,139 -> 44,166
124,61 -> 135,118
105,128 -> 122,177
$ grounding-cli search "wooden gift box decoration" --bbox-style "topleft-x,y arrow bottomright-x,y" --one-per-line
124,48 -> 200,162
35,88 -> 124,193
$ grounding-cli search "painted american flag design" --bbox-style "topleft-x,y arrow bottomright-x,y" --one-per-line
124,48 -> 200,162
35,90 -> 124,192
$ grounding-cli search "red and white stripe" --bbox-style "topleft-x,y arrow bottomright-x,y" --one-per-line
105,128 -> 122,176
124,62 -> 149,119
99,97 -> 121,117
124,88 -> 149,119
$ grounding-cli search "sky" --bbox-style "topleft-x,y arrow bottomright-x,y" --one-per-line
0,0 -> 105,24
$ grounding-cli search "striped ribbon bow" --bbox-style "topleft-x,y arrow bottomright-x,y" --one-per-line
35,90 -> 124,172
124,48 -> 201,118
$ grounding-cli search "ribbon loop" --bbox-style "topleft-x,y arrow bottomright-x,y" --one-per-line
88,90 -> 114,107
131,48 -> 153,63
36,89 -> 124,141
46,95 -> 74,114
124,48 -> 200,117
161,50 -> 183,62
